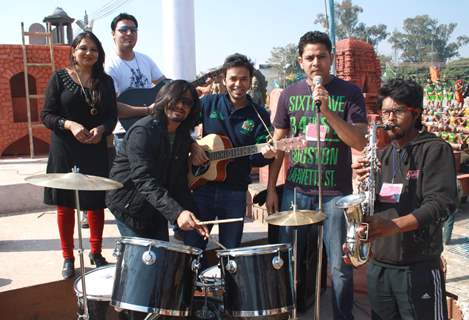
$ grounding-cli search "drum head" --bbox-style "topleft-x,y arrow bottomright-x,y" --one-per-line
74,264 -> 115,301
217,243 -> 291,257
120,236 -> 202,256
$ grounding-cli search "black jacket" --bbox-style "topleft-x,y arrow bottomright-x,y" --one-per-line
372,131 -> 457,265
106,116 -> 195,232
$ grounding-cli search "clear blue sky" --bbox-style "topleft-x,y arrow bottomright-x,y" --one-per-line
2,0 -> 468,74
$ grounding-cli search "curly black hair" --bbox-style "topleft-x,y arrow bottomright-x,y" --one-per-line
222,53 -> 255,78
377,78 -> 424,130
298,31 -> 332,56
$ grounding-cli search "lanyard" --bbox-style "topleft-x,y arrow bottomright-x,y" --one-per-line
391,146 -> 405,184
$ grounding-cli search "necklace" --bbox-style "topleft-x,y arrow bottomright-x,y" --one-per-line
122,54 -> 141,73
74,67 -> 98,116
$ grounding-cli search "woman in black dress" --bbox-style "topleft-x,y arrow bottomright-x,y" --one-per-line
41,31 -> 117,279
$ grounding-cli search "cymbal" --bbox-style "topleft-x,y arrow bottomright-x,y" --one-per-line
25,172 -> 123,191
265,210 -> 327,227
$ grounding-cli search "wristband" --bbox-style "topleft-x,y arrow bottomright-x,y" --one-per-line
57,118 -> 65,130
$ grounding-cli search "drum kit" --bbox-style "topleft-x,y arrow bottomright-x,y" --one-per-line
25,169 -> 327,320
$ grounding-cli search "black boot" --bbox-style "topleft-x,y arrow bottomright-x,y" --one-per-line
89,252 -> 108,267
62,258 -> 75,279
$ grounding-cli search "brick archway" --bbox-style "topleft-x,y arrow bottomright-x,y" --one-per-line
1,135 -> 49,157
10,72 -> 39,123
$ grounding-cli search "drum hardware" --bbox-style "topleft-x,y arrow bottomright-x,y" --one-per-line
113,241 -> 122,257
142,245 -> 157,265
195,271 -> 219,320
192,255 -> 202,272
272,251 -> 284,270
25,167 -> 123,320
207,234 -> 227,250
224,259 -> 238,274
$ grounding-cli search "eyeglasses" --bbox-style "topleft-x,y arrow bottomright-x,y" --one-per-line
117,26 -> 138,34
381,107 -> 410,118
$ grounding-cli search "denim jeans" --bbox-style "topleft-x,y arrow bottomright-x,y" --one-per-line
184,184 -> 246,250
281,187 -> 354,320
113,133 -> 125,155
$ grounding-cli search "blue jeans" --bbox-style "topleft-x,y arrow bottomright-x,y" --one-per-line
281,187 -> 354,320
113,133 -> 125,155
184,184 -> 246,250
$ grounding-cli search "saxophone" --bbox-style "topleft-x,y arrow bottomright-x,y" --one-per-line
335,120 -> 394,267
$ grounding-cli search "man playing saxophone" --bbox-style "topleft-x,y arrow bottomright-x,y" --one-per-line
353,79 -> 457,320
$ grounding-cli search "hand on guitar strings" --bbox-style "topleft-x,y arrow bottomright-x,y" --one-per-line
260,144 -> 277,159
190,142 -> 210,166
177,210 -> 209,239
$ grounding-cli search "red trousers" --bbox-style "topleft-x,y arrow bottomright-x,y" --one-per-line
57,206 -> 105,259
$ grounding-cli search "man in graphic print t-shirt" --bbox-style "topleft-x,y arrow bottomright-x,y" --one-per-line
266,31 -> 367,320
105,13 -> 165,154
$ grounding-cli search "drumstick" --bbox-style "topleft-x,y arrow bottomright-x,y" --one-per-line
197,217 -> 243,225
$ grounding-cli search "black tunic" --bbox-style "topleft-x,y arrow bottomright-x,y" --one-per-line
41,69 -> 117,209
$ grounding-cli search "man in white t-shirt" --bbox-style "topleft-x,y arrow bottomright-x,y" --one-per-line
105,13 -> 166,154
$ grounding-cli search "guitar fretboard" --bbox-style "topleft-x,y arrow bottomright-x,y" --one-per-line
209,143 -> 267,161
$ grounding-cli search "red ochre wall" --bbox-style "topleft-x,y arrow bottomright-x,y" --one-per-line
0,44 -> 71,157
335,38 -> 381,114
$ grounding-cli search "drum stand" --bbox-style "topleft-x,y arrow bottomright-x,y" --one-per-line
24,167 -> 123,320
73,167 -> 89,320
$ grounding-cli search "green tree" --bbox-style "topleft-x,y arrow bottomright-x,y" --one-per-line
266,43 -> 303,86
314,0 -> 388,47
389,15 -> 469,64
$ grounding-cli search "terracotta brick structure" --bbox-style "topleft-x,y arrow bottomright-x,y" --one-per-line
335,38 -> 381,114
0,44 -> 70,156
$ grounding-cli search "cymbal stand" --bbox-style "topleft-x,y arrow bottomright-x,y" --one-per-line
73,166 -> 88,320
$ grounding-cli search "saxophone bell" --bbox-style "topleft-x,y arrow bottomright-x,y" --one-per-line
335,193 -> 370,267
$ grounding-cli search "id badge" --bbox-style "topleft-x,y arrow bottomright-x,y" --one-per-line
305,123 -> 327,141
379,183 -> 403,203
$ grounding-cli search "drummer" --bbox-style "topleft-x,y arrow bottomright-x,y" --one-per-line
106,80 -> 209,320
106,80 -> 208,241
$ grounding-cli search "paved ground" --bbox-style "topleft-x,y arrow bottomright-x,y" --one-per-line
0,157 -> 468,319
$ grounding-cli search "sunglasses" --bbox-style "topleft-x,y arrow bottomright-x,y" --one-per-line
117,26 -> 138,34
176,97 -> 194,108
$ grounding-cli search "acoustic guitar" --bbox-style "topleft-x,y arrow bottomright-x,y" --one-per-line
117,69 -> 223,130
188,134 -> 306,189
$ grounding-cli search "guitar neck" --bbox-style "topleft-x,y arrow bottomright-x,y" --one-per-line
209,143 -> 268,161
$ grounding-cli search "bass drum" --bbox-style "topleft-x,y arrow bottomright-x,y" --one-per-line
111,237 -> 202,316
217,244 -> 294,318
74,264 -> 117,320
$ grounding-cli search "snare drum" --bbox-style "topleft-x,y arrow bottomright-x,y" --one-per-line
111,237 -> 202,316
217,243 -> 294,317
74,264 -> 116,320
